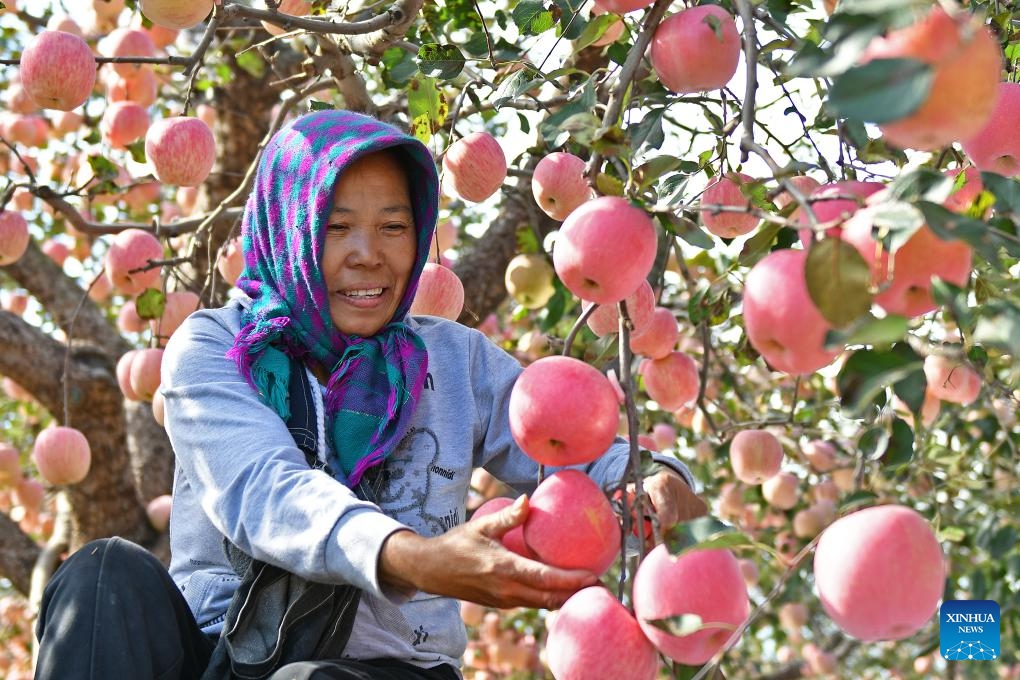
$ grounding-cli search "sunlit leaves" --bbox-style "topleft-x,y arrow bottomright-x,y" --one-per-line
407,76 -> 449,143
805,238 -> 873,328
416,43 -> 466,80
512,0 -> 555,35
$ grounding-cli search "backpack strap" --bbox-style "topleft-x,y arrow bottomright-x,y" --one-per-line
284,356 -> 319,467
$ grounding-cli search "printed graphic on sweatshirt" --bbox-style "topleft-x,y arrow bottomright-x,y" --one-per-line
374,427 -> 463,535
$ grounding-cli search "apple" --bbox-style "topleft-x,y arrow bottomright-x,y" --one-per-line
531,151 -> 592,221
150,290 -> 201,340
14,478 -> 45,514
794,180 -> 884,246
409,262 -> 464,320
521,469 -> 621,575
46,13 -> 83,36
700,172 -> 760,238
592,0 -> 653,14
509,355 -> 619,466
32,425 -> 91,486
639,350 -> 700,411
3,377 -> 33,403
841,205 -> 972,319
41,239 -> 71,266
651,422 -> 677,451
629,306 -> 679,359
504,253 -> 556,310
442,132 -> 506,203
2,289 -> 29,316
152,388 -> 166,426
460,600 -> 485,627
146,494 -> 173,531
588,4 -> 624,47
923,354 -> 981,405
761,471 -> 799,510
778,602 -> 808,634
142,20 -> 179,49
728,429 -> 783,484
129,347 -> 165,402
942,166 -> 986,214
650,5 -> 740,94
552,196 -> 657,305
19,30 -> 96,111
97,27 -> 157,78
470,496 -> 536,559
217,236 -> 245,286
814,504 -> 945,641
105,228 -> 164,295
145,116 -> 217,187
51,110 -> 84,136
801,439 -> 839,472
0,211 -> 30,265
2,114 -> 48,147
106,67 -> 160,107
632,545 -> 750,665
962,82 -> 1020,177
100,101 -> 151,149
92,0 -> 126,20
116,349 -> 140,400
260,0 -> 313,36
802,642 -> 837,675
859,6 -> 1001,151
117,301 -> 147,334
546,586 -> 660,680
0,443 -> 21,487
742,248 -> 842,375
140,0 -> 215,30
773,175 -> 822,211
585,279 -> 655,337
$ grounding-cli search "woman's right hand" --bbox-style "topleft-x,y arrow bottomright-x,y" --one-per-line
377,495 -> 599,610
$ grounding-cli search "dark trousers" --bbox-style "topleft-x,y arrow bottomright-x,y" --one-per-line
35,537 -> 460,680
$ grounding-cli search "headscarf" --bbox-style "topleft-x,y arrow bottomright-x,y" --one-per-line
227,109 -> 439,487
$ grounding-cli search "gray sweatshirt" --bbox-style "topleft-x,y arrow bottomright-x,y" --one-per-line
161,297 -> 695,671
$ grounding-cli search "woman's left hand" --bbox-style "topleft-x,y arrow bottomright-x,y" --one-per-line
640,467 -> 708,531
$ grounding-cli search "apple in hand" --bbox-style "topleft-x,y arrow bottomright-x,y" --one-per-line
470,496 -> 536,559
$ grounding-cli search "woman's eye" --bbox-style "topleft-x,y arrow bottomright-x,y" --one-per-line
384,223 -> 411,232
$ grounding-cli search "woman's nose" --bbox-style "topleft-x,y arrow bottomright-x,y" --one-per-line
344,228 -> 384,265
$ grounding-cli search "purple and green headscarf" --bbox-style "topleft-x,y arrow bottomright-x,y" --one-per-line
227,109 -> 439,487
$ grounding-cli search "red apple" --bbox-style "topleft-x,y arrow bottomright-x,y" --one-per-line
32,425 -> 91,486
942,166 -> 986,214
650,5 -> 740,94
97,27 -> 157,78
795,180 -> 884,246
923,354 -> 981,405
140,0 -> 215,29
106,228 -> 164,295
588,4 -> 624,46
962,82 -> 1020,177
2,289 -> 29,316
409,262 -> 464,320
859,6 -> 1001,151
761,471 -> 799,510
15,477 -> 45,514
129,347 -> 164,402
585,279 -> 655,337
531,151 -> 592,221
442,132 -> 506,203
100,101 -> 151,149
700,172 -> 760,239
116,349 -> 140,400
651,423 -> 677,451
773,175 -> 822,211
261,0 -> 314,36
629,306 -> 679,360
470,496 -> 536,559
509,355 -> 619,466
801,439 -> 839,472
117,301 -> 147,334
814,504 -> 945,641
217,236 -> 244,286
728,429 -> 783,484
592,0 -> 653,14
633,545 -> 750,665
552,196 -> 657,305
106,67 -> 160,107
145,116 -> 216,187
0,211 -> 30,265
41,239 -> 71,266
546,586 -> 660,680
19,30 -> 96,111
522,469 -> 621,575
742,248 -> 842,375
640,351 -> 700,411
150,290 -> 201,340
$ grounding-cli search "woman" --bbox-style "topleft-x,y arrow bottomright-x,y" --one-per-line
35,109 -> 704,679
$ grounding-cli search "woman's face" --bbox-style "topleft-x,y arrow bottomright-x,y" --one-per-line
322,151 -> 416,337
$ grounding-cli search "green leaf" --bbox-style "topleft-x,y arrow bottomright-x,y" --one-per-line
663,515 -> 739,554
574,12 -> 621,51
662,214 -> 713,250
407,76 -> 449,144
824,313 -> 908,349
595,172 -> 624,197
883,416 -> 914,467
307,100 -> 334,111
916,201 -> 1005,262
634,156 -> 683,190
737,221 -> 783,267
837,344 -> 924,417
885,167 -> 953,204
859,425 -> 890,461
973,303 -> 1020,357
417,43 -> 466,80
512,0 -> 555,35
644,613 -> 704,637
805,238 -> 873,328
980,172 -> 1020,216
827,58 -> 933,124
871,200 -> 925,252
938,526 -> 967,543
135,288 -> 166,320
785,14 -> 884,78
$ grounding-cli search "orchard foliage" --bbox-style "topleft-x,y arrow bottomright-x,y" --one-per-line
0,0 -> 1018,678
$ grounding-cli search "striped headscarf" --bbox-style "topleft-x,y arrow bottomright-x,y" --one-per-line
227,110 -> 439,486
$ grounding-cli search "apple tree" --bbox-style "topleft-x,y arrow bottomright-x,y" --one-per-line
0,0 -> 1018,678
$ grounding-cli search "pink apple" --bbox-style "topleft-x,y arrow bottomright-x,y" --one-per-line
650,5 -> 740,94
943,166 -> 986,214
217,236 -> 244,286
100,101 -> 151,149
117,301 -> 147,334
116,349 -> 141,400
552,196 -> 657,305
700,172 -> 760,239
640,350 -> 700,411
470,496 -> 536,559
841,206 -> 972,318
105,228 -> 164,295
97,27 -> 157,78
146,494 -> 173,531
802,439 -> 839,472
0,211 -> 30,265
409,262 -> 464,320
860,6 -> 1001,151
261,0 -> 314,36
923,354 -> 981,405
142,20 -> 179,49
585,279 -> 655,337
802,642 -> 837,675
442,132 -> 506,203
32,425 -> 91,486
632,545 -> 750,665
629,306 -> 679,359
152,388 -> 166,426
522,469 -> 621,575
129,347 -> 164,402
106,67 -> 160,107
773,175 -> 822,211
588,4 -> 625,46
962,82 -> 1020,176
795,180 -> 884,246
651,422 -> 677,451
15,477 -> 46,514
729,429 -> 783,484
19,30 -> 96,111
2,289 -> 29,316
742,248 -> 842,375
509,355 -> 619,466
814,504 -> 945,641
46,13 -> 84,36
140,0 -> 215,29
145,116 -> 216,187
592,0 -> 653,14
150,290 -> 201,340
92,0 -> 126,20
531,151 -> 592,221
546,586 -> 660,680
51,110 -> 84,136
0,443 -> 21,487
761,471 -> 799,510
41,239 -> 71,266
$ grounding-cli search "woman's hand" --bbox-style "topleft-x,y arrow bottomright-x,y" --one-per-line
641,467 -> 708,531
378,495 -> 599,610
